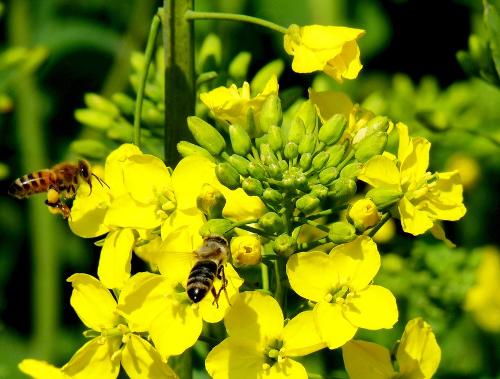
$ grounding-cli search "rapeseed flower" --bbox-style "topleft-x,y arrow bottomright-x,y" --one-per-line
286,236 -> 398,349
205,291 -> 326,379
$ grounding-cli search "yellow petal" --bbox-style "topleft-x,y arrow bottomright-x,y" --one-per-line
105,195 -> 162,229
266,359 -> 308,379
399,137 -> 431,189
149,299 -> 202,359
398,196 -> 434,235
359,155 -> 401,190
219,187 -> 266,221
342,340 -> 395,379
98,229 -> 135,289
205,338 -> 265,379
282,310 -> 326,356
62,337 -> 121,379
397,318 -> 441,379
117,272 -> 174,332
286,251 -> 336,303
308,89 -> 353,123
344,285 -> 398,330
396,122 -> 411,164
67,274 -> 119,331
314,302 -> 357,349
329,236 -> 381,291
19,360 -> 68,379
160,208 -> 205,245
104,143 -> 143,198
224,291 -> 283,349
121,334 -> 178,379
423,171 -> 466,221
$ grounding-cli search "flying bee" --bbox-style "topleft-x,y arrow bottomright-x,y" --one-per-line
8,160 -> 108,218
186,235 -> 230,307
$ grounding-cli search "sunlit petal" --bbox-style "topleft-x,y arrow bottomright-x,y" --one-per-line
19,360 -> 68,379
98,229 -> 135,289
342,340 -> 395,379
282,310 -> 326,357
314,302 -> 357,349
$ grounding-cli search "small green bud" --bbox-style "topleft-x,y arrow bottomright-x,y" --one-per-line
258,212 -> 285,234
177,141 -> 215,161
312,151 -> 330,171
141,100 -> 163,126
259,94 -> 282,133
318,114 -> 347,145
254,134 -> 268,150
248,162 -> 267,181
340,162 -> 363,179
229,123 -> 252,155
273,234 -> 297,257
282,177 -> 295,189
287,117 -> 306,144
84,93 -> 120,117
319,167 -> 339,185
267,163 -> 282,179
70,139 -> 108,159
295,174 -> 309,191
326,142 -> 348,167
366,187 -> 403,209
187,116 -> 226,156
298,133 -> 317,154
278,160 -> 288,172
197,33 -> 222,73
296,194 -> 320,214
246,107 -> 258,138
296,100 -> 317,134
310,184 -> 329,199
75,109 -> 113,130
242,177 -> 263,196
107,121 -> 134,141
299,153 -> 312,170
228,51 -> 252,80
263,188 -> 283,204
260,144 -> 278,165
328,222 -> 356,244
111,93 -> 135,115
363,115 -> 390,134
354,131 -> 388,163
329,178 -> 357,202
228,155 -> 250,176
199,218 -> 234,237
197,184 -> 226,219
216,163 -> 240,190
268,125 -> 283,152
284,142 -> 299,160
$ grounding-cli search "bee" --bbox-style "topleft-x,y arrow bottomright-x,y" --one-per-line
8,160 -> 107,218
186,235 -> 230,306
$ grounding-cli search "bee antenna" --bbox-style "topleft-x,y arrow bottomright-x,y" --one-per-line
92,173 -> 110,189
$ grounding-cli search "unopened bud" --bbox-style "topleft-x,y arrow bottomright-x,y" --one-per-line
287,117 -> 306,144
273,234 -> 297,257
260,144 -> 278,165
329,178 -> 357,202
177,141 -> 215,161
229,124 -> 252,156
366,187 -> 402,209
328,222 -> 356,244
268,125 -> 283,152
85,93 -> 120,117
284,142 -> 299,160
278,160 -> 288,172
111,93 -> 135,115
228,155 -> 250,176
340,162 -> 362,179
298,133 -> 317,154
310,184 -> 328,199
199,219 -> 234,237
260,94 -> 282,133
263,188 -> 283,205
296,100 -> 317,134
353,116 -> 390,144
70,139 -> 108,159
75,109 -> 113,130
319,167 -> 339,186
299,153 -> 312,170
296,194 -> 320,214
248,162 -> 267,181
230,235 -> 262,266
267,163 -> 282,179
197,184 -> 226,219
216,163 -> 240,190
326,142 -> 348,167
348,199 -> 380,231
229,51 -> 252,80
318,114 -> 347,145
242,177 -> 263,196
354,131 -> 388,162
312,151 -> 330,171
246,107 -> 257,138
258,212 -> 285,234
187,116 -> 226,156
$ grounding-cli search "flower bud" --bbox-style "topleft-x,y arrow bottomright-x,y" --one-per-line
228,51 -> 251,80
85,93 -> 120,117
75,109 -> 113,130
295,174 -> 308,191
246,107 -> 258,138
325,142 -> 347,167
199,219 -> 234,237
348,198 -> 380,231
216,163 -> 240,190
296,194 -> 320,214
278,159 -> 288,172
197,184 -> 226,219
318,114 -> 347,145
312,151 -> 330,171
284,142 -> 299,160
242,177 -> 264,196
259,94 -> 282,133
228,154 -> 250,176
187,116 -> 226,156
354,131 -> 388,162
258,212 -> 285,234
70,139 -> 108,159
328,222 -> 356,244
267,163 -> 282,179
268,125 -> 283,152
353,116 -> 390,144
299,153 -> 312,170
230,235 -> 262,266
310,184 -> 329,199
273,234 -> 297,257
319,167 -> 339,186
287,117 -> 306,144
366,187 -> 403,209
111,93 -> 135,115
229,124 -> 252,155
329,178 -> 357,202
340,162 -> 362,179
177,141 -> 215,161
248,162 -> 267,181
260,144 -> 278,165
298,133 -> 317,154
296,100 -> 317,134
263,188 -> 283,204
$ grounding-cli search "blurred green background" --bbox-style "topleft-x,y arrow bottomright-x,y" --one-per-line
0,0 -> 498,378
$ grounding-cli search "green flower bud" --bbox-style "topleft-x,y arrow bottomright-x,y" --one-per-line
216,162 -> 240,190
284,142 -> 299,160
259,94 -> 282,133
328,222 -> 356,244
228,51 -> 252,80
142,101 -> 163,127
242,177 -> 263,196
187,116 -> 226,156
70,139 -> 108,159
248,162 -> 267,181
267,163 -> 282,179
107,121 -> 134,141
228,154 -> 250,175
326,142 -> 348,167
111,93 -> 135,116
354,131 -> 388,163
318,114 -> 347,145
363,115 -> 390,134
312,151 -> 330,171
273,234 -> 297,257
300,153 -> 312,170
85,93 -> 120,117
295,174 -> 309,191
296,194 -> 320,214
246,107 -> 257,138
229,123 -> 252,155
296,100 -> 317,134
199,218 -> 234,237
258,212 -> 285,234
366,187 -> 403,209
340,162 -> 362,179
263,188 -> 283,204
254,134 -> 268,151
197,184 -> 226,219
310,184 -> 329,199
319,167 -> 339,185
260,143 -> 278,165
177,141 -> 215,161
278,160 -> 288,172
268,125 -> 283,152
282,177 -> 295,189
197,33 -> 222,73
298,133 -> 317,154
75,109 -> 113,130
329,178 -> 357,202
287,117 -> 306,144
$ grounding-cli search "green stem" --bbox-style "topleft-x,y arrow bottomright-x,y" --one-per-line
133,12 -> 161,147
184,10 -> 288,34
293,217 -> 330,232
297,237 -> 330,251
366,212 -> 391,238
261,262 -> 270,292
336,149 -> 355,171
305,204 -> 349,220
273,258 -> 284,306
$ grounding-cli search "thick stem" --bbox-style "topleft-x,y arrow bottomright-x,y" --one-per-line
367,212 -> 391,238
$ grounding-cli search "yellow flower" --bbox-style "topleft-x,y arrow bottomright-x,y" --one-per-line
359,123 -> 466,236
230,234 -> 262,266
205,291 -> 326,379
372,218 -> 396,244
349,198 -> 380,231
308,89 -> 353,123
199,75 -> 279,137
445,153 -> 480,190
464,246 -> 500,332
286,236 -> 398,349
342,317 -> 441,379
284,24 -> 365,82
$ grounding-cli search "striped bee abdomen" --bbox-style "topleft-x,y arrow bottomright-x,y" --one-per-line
8,170 -> 56,199
187,260 -> 218,303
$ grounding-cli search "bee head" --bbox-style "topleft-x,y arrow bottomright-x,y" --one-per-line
204,235 -> 229,247
78,160 -> 92,191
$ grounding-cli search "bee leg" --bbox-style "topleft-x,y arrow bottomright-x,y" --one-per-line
211,286 -> 219,308
212,265 -> 231,307
44,199 -> 71,219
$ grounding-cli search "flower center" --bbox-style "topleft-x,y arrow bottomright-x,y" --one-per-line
263,339 -> 285,367
158,189 -> 177,218
325,285 -> 350,303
